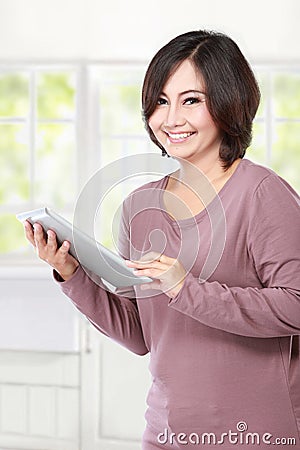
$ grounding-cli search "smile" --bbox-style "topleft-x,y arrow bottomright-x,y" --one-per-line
165,131 -> 196,142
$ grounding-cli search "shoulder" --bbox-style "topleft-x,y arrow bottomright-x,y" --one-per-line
242,161 -> 300,264
131,175 -> 168,193
238,158 -> 299,205
238,158 -> 277,188
238,160 -> 300,239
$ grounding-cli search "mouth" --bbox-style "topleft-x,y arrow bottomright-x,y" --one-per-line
164,131 -> 196,143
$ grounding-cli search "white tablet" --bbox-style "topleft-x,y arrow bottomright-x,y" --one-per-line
16,207 -> 152,288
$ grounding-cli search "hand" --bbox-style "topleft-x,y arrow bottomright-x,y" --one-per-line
125,251 -> 186,298
23,221 -> 79,281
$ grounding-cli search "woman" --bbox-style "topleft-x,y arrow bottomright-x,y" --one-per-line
24,30 -> 300,448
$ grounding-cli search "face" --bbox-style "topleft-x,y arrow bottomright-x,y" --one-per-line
148,59 -> 222,164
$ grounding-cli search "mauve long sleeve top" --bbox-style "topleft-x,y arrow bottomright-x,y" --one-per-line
55,159 -> 300,449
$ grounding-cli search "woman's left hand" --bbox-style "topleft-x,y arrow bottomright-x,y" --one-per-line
125,252 -> 186,298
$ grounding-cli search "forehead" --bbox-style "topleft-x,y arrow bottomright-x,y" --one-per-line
162,59 -> 205,93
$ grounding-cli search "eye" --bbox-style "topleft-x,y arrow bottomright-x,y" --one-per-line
183,97 -> 204,105
157,97 -> 168,105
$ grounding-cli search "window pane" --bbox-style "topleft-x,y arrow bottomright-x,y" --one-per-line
37,72 -> 76,119
248,122 -> 267,165
256,73 -> 268,119
0,73 -> 28,116
0,213 -> 27,254
272,122 -> 300,192
35,124 -> 76,206
100,136 -> 149,166
99,84 -> 144,135
0,124 -> 30,205
273,73 -> 300,118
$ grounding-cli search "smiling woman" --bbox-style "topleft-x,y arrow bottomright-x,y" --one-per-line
21,29 -> 300,450
142,30 -> 260,170
147,60 -> 222,166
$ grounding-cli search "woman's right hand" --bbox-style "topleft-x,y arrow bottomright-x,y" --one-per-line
23,220 -> 79,281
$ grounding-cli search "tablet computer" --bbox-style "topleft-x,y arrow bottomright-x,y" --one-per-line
16,207 -> 152,288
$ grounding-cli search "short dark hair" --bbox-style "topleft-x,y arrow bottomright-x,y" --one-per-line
142,30 -> 261,170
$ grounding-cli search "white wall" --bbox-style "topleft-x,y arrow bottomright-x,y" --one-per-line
0,1 -> 299,449
0,0 -> 299,62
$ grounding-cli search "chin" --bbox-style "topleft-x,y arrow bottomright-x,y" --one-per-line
164,146 -> 197,160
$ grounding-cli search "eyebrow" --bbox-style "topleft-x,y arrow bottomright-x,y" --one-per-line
161,89 -> 206,96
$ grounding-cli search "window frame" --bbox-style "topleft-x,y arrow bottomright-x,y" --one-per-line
253,64 -> 300,167
0,60 -> 299,266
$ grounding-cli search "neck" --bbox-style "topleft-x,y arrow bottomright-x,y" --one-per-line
168,155 -> 242,206
173,153 -> 228,185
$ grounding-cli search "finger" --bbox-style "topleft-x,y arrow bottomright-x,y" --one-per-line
46,230 -> 58,255
133,267 -> 165,279
126,251 -> 162,265
157,254 -> 175,264
24,221 -> 35,246
125,259 -> 156,268
33,223 -> 47,246
33,223 -> 50,261
140,280 -> 161,291
126,259 -> 168,271
57,240 -> 71,258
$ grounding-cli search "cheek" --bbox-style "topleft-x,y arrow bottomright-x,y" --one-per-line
195,104 -> 213,123
195,106 -> 220,133
148,113 -> 161,135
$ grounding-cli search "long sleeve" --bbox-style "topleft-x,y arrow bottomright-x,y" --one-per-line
54,195 -> 148,356
55,266 -> 148,355
169,173 -> 300,338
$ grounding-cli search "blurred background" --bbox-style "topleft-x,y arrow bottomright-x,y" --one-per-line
0,0 -> 299,449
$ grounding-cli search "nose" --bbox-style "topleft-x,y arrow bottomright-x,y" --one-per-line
164,103 -> 186,129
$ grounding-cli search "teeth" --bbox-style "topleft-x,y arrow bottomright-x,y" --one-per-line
167,132 -> 194,140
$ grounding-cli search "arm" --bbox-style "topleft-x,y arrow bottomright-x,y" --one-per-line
169,274 -> 300,338
169,174 -> 300,338
129,174 -> 300,338
55,266 -> 148,355
23,209 -> 149,355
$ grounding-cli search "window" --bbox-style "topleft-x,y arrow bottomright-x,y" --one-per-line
0,66 -> 78,260
249,67 -> 300,192
0,63 -> 299,263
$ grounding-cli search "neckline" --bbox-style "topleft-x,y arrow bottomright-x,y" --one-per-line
160,158 -> 247,227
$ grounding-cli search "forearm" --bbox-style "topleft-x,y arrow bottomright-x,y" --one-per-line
54,265 -> 149,355
169,273 -> 300,338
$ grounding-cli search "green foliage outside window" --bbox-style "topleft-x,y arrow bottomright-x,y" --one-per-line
37,73 -> 75,119
0,71 -> 76,256
0,73 -> 28,116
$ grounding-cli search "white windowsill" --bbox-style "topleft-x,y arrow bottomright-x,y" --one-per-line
0,263 -> 53,280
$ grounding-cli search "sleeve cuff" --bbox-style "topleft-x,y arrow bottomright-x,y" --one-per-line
168,272 -> 194,304
53,265 -> 81,284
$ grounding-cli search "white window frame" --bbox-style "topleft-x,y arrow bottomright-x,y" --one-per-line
253,64 -> 300,167
0,61 -> 299,269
